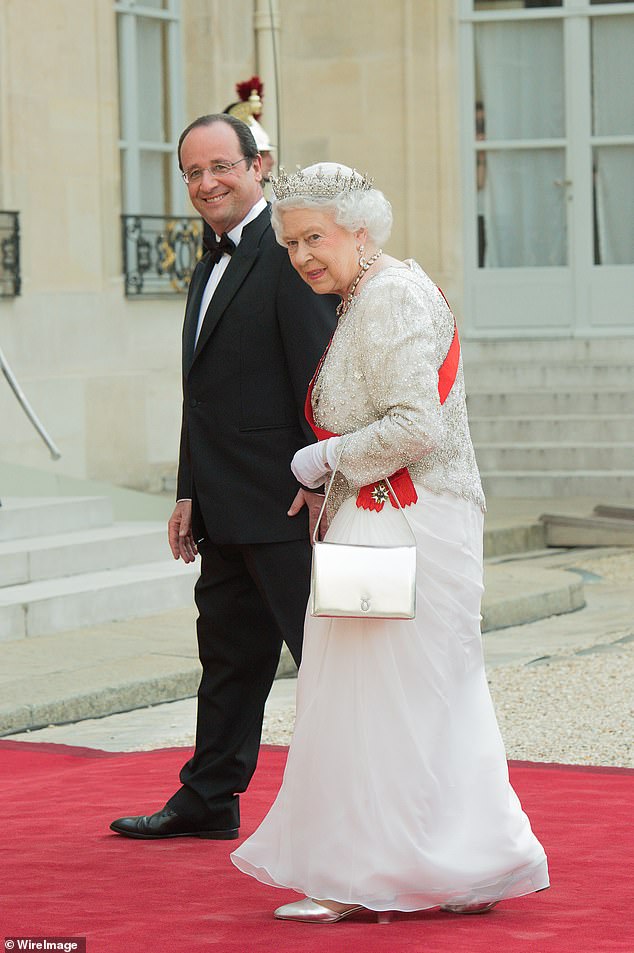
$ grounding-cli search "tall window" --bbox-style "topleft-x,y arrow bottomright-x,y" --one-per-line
469,0 -> 634,270
459,0 -> 634,336
116,0 -> 184,215
473,14 -> 566,267
591,12 -> 634,264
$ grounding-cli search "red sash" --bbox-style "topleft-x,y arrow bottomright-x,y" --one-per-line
305,311 -> 461,511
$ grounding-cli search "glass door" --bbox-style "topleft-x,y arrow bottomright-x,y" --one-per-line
459,0 -> 634,337
587,3 -> 634,328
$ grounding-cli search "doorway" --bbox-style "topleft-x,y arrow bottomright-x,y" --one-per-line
459,0 -> 634,337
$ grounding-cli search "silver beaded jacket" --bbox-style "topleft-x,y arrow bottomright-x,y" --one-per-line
312,260 -> 486,515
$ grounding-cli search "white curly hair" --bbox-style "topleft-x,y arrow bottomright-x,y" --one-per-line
270,162 -> 393,247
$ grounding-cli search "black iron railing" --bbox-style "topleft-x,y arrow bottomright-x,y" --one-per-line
122,214 -> 203,296
0,211 -> 21,297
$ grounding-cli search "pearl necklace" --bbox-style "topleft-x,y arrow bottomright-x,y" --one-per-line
336,249 -> 383,318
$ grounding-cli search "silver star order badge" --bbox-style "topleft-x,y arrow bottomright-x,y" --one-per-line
371,482 -> 390,505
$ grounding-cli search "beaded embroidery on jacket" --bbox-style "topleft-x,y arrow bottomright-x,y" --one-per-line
312,260 -> 486,518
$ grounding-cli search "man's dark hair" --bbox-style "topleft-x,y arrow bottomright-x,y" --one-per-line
177,113 -> 259,171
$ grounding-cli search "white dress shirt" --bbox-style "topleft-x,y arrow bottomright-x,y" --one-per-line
194,196 -> 268,346
178,197 -> 268,504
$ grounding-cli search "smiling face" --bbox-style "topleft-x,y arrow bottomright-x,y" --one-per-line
180,121 -> 263,235
280,208 -> 364,299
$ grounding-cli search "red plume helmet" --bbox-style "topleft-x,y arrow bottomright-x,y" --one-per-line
235,76 -> 264,119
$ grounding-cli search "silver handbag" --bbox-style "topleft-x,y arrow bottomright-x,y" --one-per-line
309,452 -> 417,621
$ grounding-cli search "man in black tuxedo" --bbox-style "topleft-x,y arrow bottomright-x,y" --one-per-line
110,114 -> 336,840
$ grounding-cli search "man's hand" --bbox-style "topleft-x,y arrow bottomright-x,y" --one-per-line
168,500 -> 198,562
288,488 -> 328,542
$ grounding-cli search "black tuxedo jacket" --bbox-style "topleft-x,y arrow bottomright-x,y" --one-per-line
177,206 -> 337,545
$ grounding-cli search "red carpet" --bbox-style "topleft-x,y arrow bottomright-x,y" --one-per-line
1,740 -> 632,953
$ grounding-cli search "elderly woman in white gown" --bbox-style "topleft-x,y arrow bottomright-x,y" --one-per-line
230,163 -> 549,924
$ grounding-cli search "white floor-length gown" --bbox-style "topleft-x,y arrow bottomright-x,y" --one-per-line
231,486 -> 549,911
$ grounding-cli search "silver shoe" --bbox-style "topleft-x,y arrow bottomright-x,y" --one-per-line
274,898 -> 393,924
441,901 -> 498,914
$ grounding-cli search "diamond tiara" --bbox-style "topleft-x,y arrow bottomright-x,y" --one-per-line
271,164 -> 374,201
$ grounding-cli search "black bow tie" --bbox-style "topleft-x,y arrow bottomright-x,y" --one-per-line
204,227 -> 236,263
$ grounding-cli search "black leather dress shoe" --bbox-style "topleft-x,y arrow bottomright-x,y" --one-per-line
109,807 -> 239,840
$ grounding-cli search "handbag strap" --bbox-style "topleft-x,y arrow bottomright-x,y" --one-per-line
312,439 -> 416,546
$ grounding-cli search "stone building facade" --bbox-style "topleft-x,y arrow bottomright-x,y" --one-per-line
1,0 -> 632,494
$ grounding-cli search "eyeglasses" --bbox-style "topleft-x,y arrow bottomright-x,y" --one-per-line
181,157 -> 249,185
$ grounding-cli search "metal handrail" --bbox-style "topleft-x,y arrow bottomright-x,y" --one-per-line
0,345 -> 61,459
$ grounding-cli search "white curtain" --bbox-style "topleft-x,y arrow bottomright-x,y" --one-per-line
483,150 -> 567,267
475,19 -> 566,267
137,16 -> 167,143
592,15 -> 634,265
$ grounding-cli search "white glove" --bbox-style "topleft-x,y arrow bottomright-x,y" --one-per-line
291,436 -> 344,489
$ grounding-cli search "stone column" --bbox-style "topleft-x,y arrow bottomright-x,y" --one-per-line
253,0 -> 281,162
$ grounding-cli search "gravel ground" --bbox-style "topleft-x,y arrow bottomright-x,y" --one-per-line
13,550 -> 632,768
259,640 -> 634,766
261,708 -> 296,748
487,547 -> 634,767
488,637 -> 633,768
259,549 -> 634,766
579,549 -> 634,585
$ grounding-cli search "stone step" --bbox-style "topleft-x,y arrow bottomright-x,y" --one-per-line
0,520 -> 553,640
465,363 -> 632,390
0,561 -> 585,735
482,562 -> 585,632
0,559 -> 199,642
593,504 -> 634,520
462,337 -> 634,365
475,443 -> 634,472
469,415 -> 634,444
0,496 -> 113,542
539,513 -> 634,547
483,521 -> 546,559
480,470 -> 634,499
466,390 -> 634,416
0,522 -> 167,587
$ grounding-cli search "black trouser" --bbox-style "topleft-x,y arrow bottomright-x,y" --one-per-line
167,537 -> 311,828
